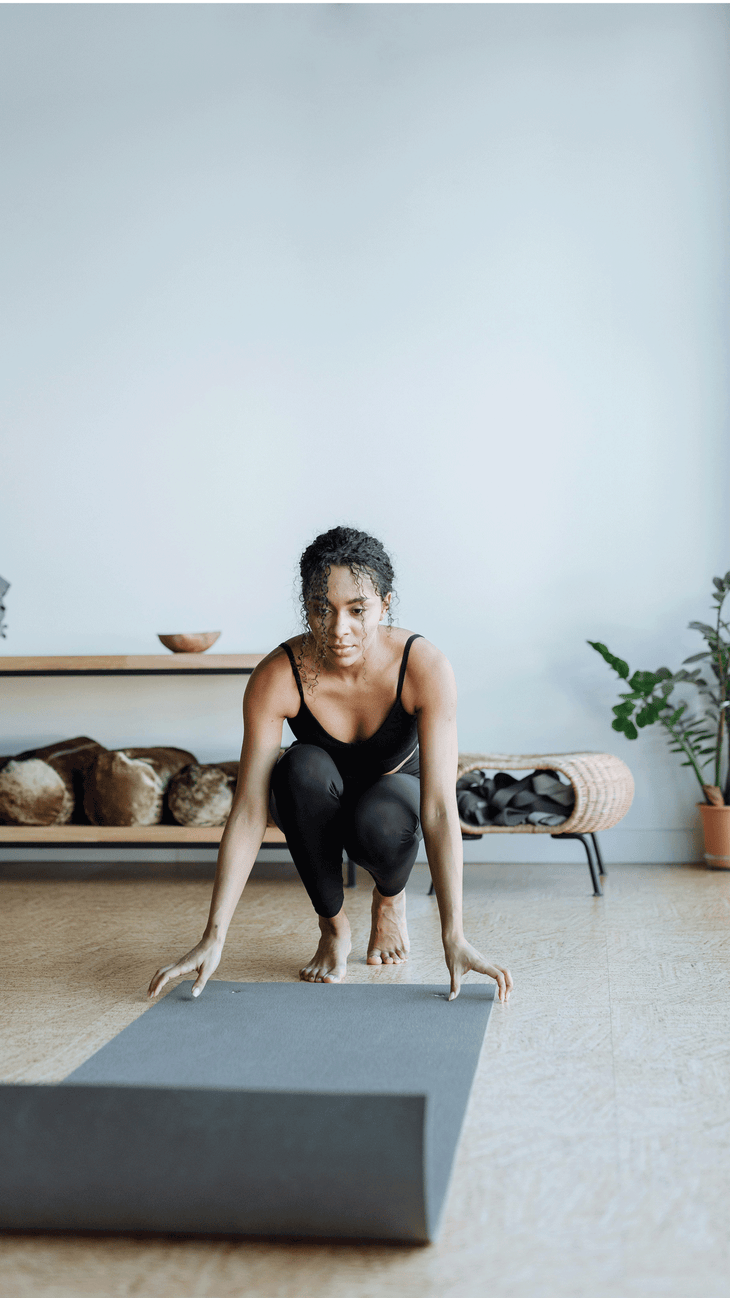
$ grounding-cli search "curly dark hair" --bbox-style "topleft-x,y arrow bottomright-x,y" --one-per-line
297,526 -> 397,690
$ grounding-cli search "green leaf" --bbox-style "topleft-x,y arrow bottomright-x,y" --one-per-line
588,641 -> 629,678
636,698 -> 666,727
612,701 -> 635,720
628,670 -> 660,695
688,621 -> 718,638
611,716 -> 638,739
683,652 -> 711,664
665,706 -> 687,726
655,667 -> 673,680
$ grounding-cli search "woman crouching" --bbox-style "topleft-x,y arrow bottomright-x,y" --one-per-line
149,526 -> 512,1004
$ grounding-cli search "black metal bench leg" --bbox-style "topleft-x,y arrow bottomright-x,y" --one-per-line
345,854 -> 357,888
551,832 -> 603,896
591,833 -> 607,876
427,880 -> 435,896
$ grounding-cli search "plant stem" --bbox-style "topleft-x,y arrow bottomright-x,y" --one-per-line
711,594 -> 722,783
657,713 -> 708,794
714,591 -> 727,789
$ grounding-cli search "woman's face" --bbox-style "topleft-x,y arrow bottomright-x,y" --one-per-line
307,565 -> 390,664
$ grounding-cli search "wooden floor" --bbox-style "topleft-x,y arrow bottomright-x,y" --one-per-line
1,858 -> 729,1298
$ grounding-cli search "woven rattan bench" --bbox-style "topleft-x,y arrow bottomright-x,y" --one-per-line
439,750 -> 635,897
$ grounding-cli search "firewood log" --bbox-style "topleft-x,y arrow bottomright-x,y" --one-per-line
83,747 -> 196,826
0,737 -> 106,826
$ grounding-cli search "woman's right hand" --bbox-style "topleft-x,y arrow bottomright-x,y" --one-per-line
147,936 -> 223,1000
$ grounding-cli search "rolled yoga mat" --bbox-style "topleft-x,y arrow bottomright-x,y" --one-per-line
0,981 -> 494,1243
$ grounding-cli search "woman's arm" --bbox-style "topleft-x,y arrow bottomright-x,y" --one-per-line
147,651 -> 294,1000
412,643 -> 513,1003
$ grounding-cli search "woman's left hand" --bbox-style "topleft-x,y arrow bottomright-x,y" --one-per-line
443,936 -> 513,1003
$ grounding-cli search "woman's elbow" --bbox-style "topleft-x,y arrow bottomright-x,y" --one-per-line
224,799 -> 269,840
421,800 -> 458,835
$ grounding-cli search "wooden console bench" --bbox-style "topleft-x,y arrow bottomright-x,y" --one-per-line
0,656 -> 283,842
1,659 -> 634,895
0,653 -> 360,882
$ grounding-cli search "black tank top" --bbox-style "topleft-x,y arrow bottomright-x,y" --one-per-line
280,634 -> 423,781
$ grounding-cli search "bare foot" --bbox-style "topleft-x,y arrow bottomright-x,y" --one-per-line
300,911 -> 352,983
367,887 -> 410,965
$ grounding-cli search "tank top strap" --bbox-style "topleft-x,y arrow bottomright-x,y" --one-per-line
396,634 -> 423,701
279,642 -> 305,704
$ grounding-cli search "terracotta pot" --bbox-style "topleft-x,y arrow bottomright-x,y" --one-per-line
699,804 -> 730,869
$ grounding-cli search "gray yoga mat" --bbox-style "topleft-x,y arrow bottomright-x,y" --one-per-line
0,981 -> 494,1242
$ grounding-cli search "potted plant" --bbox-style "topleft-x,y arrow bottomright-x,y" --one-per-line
589,570 -> 730,868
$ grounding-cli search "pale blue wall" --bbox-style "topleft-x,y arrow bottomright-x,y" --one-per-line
2,5 -> 728,862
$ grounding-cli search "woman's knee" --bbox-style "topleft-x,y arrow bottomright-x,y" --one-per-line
270,745 -> 343,801
351,786 -> 420,860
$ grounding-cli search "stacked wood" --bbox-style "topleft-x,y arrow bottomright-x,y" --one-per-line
0,737 -> 106,826
83,748 -> 196,827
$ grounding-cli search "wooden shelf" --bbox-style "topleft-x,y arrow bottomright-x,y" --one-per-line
0,654 -> 265,676
0,825 -> 287,846
0,656 -> 282,851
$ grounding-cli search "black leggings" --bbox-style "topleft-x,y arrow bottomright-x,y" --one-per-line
269,744 -> 422,918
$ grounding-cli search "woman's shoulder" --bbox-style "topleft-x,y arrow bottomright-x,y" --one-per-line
382,628 -> 450,668
404,632 -> 450,667
252,639 -> 298,675
244,641 -> 301,714
400,633 -> 455,705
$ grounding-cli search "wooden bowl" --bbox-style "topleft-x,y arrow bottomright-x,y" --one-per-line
158,632 -> 221,654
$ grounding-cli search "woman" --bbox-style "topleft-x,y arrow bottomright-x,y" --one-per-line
148,527 -> 512,1003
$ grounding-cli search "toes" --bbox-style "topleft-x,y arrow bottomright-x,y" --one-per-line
301,966 -> 344,983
